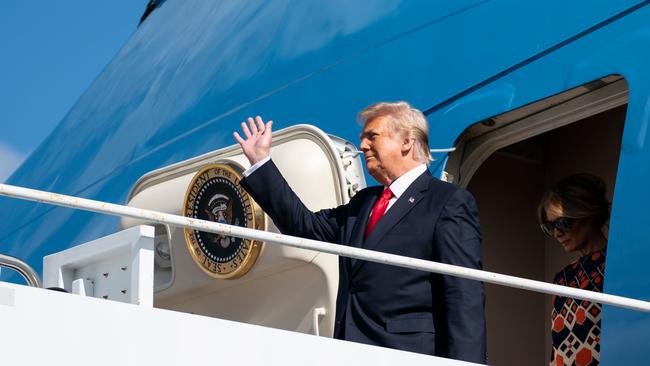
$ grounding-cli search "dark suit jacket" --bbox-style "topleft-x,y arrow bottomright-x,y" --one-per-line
240,160 -> 486,363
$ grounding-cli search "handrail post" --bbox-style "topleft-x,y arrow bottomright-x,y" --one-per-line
0,253 -> 42,288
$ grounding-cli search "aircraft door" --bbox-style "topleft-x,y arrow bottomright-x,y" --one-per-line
120,124 -> 365,337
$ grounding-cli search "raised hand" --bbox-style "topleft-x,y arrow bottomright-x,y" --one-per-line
233,116 -> 273,165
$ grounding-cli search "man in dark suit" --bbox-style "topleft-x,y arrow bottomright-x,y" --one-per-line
233,101 -> 486,363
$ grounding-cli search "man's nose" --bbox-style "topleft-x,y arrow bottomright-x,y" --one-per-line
359,138 -> 369,151
553,228 -> 564,238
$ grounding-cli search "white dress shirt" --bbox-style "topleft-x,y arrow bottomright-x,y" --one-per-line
384,163 -> 428,211
242,156 -> 271,177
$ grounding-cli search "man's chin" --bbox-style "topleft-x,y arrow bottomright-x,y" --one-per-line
367,169 -> 387,185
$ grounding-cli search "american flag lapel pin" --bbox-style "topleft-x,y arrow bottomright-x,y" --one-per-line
408,197 -> 415,203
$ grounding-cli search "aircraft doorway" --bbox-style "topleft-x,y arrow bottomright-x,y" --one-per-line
446,77 -> 626,365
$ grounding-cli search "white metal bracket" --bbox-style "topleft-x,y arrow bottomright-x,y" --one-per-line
43,225 -> 155,306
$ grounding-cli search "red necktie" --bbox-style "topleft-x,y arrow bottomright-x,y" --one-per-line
365,187 -> 393,239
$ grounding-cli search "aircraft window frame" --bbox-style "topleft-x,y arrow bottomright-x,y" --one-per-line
445,76 -> 627,187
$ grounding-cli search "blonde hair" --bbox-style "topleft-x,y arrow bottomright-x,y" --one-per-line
537,173 -> 610,227
357,101 -> 433,164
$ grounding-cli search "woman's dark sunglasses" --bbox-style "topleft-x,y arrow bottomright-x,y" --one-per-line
540,217 -> 576,236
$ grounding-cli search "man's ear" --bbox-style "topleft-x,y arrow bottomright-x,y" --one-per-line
401,138 -> 415,154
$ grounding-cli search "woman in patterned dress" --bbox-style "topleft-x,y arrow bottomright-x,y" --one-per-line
537,174 -> 610,366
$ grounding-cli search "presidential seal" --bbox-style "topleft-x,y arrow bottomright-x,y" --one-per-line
183,162 -> 264,279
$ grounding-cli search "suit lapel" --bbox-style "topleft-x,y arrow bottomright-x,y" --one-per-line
350,171 -> 432,277
348,187 -> 381,269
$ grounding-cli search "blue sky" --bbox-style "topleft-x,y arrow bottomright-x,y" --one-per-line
0,1 -> 148,182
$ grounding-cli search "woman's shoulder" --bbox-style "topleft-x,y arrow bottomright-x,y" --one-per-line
553,259 -> 580,286
589,248 -> 607,262
580,249 -> 607,269
553,265 -> 570,285
553,249 -> 607,287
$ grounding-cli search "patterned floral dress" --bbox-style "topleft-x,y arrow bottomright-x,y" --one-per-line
549,249 -> 606,366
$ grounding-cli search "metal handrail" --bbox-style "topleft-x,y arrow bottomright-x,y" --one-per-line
0,253 -> 42,288
1,182 -> 650,313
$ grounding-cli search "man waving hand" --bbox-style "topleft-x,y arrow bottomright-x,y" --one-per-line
234,102 -> 486,363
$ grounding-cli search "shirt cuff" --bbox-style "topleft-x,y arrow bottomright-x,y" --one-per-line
242,156 -> 271,177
